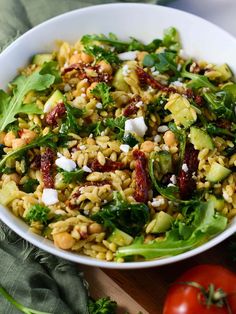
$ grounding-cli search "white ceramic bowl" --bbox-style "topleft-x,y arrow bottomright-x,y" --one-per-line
0,3 -> 236,269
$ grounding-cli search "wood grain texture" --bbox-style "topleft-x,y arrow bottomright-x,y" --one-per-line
81,237 -> 235,314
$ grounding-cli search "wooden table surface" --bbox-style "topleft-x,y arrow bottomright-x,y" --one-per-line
81,236 -> 235,314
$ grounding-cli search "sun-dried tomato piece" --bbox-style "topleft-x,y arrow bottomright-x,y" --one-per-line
45,102 -> 66,126
133,149 -> 149,203
90,159 -> 124,172
123,104 -> 139,117
178,143 -> 199,199
216,119 -> 231,130
194,95 -> 204,106
30,155 -> 41,170
41,148 -> 55,188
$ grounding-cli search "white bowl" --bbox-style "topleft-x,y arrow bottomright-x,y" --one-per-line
0,3 -> 236,269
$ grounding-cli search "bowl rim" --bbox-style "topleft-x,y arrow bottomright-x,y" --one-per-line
0,2 -> 236,269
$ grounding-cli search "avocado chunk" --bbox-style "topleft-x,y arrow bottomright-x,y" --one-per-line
112,67 -> 130,92
108,228 -> 133,246
157,151 -> 172,175
206,162 -> 231,183
44,90 -> 64,112
165,93 -> 197,128
208,195 -> 225,211
32,54 -> 53,66
190,127 -> 214,150
147,211 -> 173,234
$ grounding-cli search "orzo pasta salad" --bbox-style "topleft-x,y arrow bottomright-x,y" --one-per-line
0,28 -> 236,262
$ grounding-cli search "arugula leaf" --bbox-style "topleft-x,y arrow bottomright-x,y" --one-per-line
81,33 -> 162,53
206,123 -> 236,139
181,61 -> 217,91
168,122 -> 187,163
92,192 -> 149,237
203,90 -> 236,121
143,52 -> 178,74
88,297 -> 117,314
162,27 -> 181,52
25,204 -> 50,224
91,82 -> 114,108
105,116 -> 127,140
84,45 -> 120,65
39,61 -> 61,83
59,168 -> 85,184
117,201 -> 227,259
59,104 -> 84,134
0,64 -> 56,131
0,133 -> 57,172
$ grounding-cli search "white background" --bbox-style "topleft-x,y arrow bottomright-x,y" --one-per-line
168,0 -> 236,37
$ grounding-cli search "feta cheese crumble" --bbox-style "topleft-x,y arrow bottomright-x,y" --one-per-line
82,165 -> 92,173
125,117 -> 148,137
96,102 -> 103,109
118,51 -> 137,61
55,154 -> 76,172
79,145 -> 86,150
122,64 -> 131,76
170,174 -> 177,185
154,134 -> 161,143
151,198 -> 165,207
42,188 -> 59,206
182,163 -> 188,172
43,99 -> 63,113
120,144 -> 130,153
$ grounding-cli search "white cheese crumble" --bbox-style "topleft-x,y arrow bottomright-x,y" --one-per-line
151,198 -> 165,207
161,144 -> 169,151
157,125 -> 169,133
182,163 -> 188,172
170,174 -> 177,185
43,99 -> 63,113
79,145 -> 86,150
154,134 -> 161,143
42,188 -> 59,206
82,165 -> 92,173
81,93 -> 86,98
171,81 -> 184,87
135,101 -> 144,108
118,51 -> 137,61
120,144 -> 130,153
96,102 -> 103,109
64,84 -> 71,92
55,154 -> 76,172
125,117 -> 148,137
122,64 -> 131,76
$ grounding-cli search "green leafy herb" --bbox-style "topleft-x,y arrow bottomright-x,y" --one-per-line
59,168 -> 85,184
21,179 -> 39,193
91,82 -> 114,108
81,33 -> 162,53
88,297 -> 117,314
84,45 -> 120,65
105,116 -> 127,140
203,90 -> 236,121
206,123 -> 236,139
25,204 -> 50,225
117,201 -> 227,260
162,27 -> 181,52
92,192 -> 149,237
122,132 -> 139,147
0,63 -> 57,131
181,61 -> 217,91
39,61 -> 61,83
168,122 -> 187,163
91,121 -> 105,136
59,104 -> 84,134
0,286 -> 50,314
143,52 -> 178,74
0,133 -> 57,172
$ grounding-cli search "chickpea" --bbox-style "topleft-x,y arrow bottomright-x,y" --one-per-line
4,131 -> 16,147
163,130 -> 178,147
12,138 -> 27,149
86,138 -> 96,145
88,223 -> 103,234
53,232 -> 75,250
97,60 -> 112,75
0,132 -> 6,145
141,141 -> 155,153
80,51 -> 94,64
20,129 -> 37,143
137,51 -> 148,63
86,82 -> 98,99
153,195 -> 168,211
2,173 -> 20,184
69,53 -> 82,65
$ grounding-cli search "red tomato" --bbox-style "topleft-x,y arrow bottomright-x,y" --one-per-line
163,265 -> 236,314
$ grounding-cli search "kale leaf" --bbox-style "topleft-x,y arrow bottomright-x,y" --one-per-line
92,192 -> 149,237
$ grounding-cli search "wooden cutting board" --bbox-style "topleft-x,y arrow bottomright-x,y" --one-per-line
80,236 -> 235,314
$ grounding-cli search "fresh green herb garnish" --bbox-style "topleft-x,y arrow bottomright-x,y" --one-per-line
143,52 -> 178,74
59,168 -> 85,184
84,45 -> 120,65
162,27 -> 181,52
91,82 -> 114,108
59,104 -> 84,134
25,204 -> 50,225
81,32 -> 162,53
21,179 -> 39,193
168,122 -> 187,163
105,116 -> 127,140
181,61 -> 217,91
117,201 -> 227,260
0,133 -> 57,172
92,192 -> 149,237
0,62 -> 58,131
206,123 -> 236,139
88,297 -> 117,314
